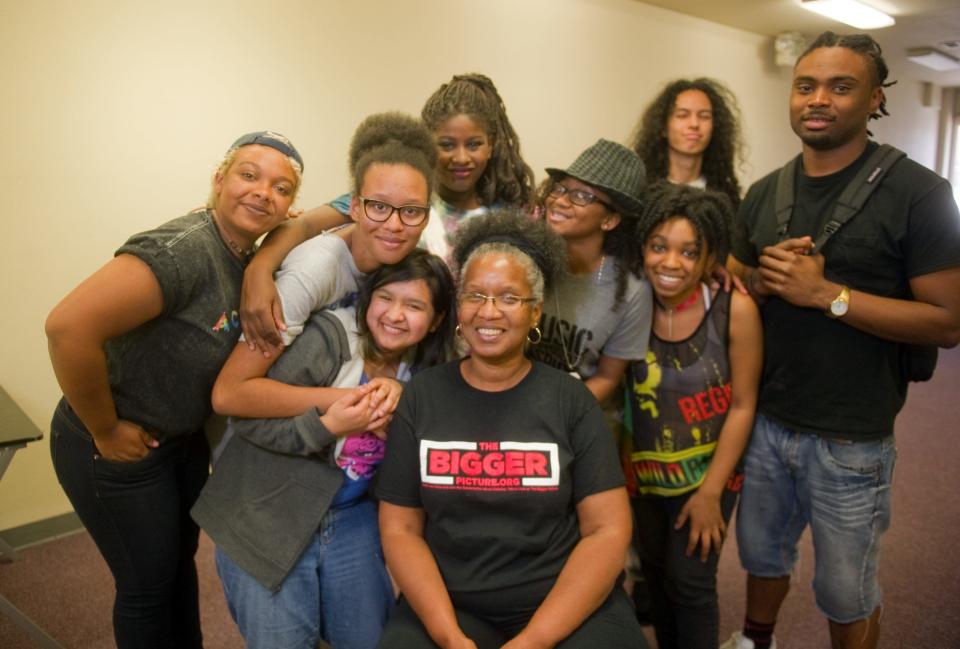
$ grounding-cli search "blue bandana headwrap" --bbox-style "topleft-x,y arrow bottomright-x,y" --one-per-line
229,131 -> 304,171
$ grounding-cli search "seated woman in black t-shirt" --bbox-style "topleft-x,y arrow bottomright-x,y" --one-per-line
374,210 -> 648,649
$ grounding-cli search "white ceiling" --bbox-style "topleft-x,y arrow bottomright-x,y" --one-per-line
639,0 -> 960,85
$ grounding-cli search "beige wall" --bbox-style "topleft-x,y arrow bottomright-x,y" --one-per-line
874,77 -> 942,169
0,0 -> 941,530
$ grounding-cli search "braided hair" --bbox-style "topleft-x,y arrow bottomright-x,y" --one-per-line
630,78 -> 743,209
422,73 -> 535,207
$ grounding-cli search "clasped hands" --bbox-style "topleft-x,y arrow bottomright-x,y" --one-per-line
320,377 -> 403,440
756,236 -> 836,309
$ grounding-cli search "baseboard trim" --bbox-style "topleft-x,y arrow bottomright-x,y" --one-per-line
0,512 -> 84,550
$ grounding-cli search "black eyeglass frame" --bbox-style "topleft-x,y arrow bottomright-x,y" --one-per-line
358,197 -> 430,226
548,182 -> 615,211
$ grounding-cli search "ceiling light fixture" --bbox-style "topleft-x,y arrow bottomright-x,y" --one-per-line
800,0 -> 895,30
907,48 -> 960,72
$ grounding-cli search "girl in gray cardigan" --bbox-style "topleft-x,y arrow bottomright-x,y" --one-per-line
192,250 -> 455,649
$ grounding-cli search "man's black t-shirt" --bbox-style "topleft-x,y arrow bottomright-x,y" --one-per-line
731,142 -> 960,439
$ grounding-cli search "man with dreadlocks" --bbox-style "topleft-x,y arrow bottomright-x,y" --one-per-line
723,32 -> 960,649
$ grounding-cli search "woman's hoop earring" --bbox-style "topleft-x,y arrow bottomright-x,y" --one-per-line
527,327 -> 542,344
455,324 -> 463,338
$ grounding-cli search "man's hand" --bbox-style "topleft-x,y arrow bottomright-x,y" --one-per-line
93,420 -> 159,462
772,235 -> 815,255
758,236 -> 835,308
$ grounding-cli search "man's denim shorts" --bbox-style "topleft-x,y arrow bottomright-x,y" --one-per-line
736,414 -> 896,623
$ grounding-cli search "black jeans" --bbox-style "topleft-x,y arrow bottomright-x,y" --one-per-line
50,399 -> 209,649
632,485 -> 739,649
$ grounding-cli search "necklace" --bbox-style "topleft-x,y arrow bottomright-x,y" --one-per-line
211,210 -> 254,258
223,236 -> 254,258
553,255 -> 606,373
657,288 -> 700,339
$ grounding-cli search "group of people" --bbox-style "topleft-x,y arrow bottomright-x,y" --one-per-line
45,29 -> 960,649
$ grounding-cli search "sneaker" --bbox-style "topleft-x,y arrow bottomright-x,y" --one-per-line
720,631 -> 778,649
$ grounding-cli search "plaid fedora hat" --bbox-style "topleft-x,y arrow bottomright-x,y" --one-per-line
545,139 -> 646,216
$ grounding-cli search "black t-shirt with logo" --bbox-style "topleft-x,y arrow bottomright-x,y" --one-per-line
376,360 -> 624,608
731,142 -> 960,439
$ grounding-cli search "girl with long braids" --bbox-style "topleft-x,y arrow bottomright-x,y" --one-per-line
240,73 -> 535,352
417,73 -> 535,258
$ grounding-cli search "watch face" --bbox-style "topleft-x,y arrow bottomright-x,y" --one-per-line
831,299 -> 849,316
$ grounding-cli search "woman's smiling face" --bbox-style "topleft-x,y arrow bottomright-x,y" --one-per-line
349,162 -> 429,272
213,144 -> 296,244
434,114 -> 493,206
365,278 -> 438,356
543,175 -> 619,242
643,216 -> 711,306
457,251 -> 541,364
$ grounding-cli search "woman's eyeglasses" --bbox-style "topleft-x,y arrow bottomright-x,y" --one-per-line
548,183 -> 613,210
459,292 -> 537,312
359,197 -> 429,226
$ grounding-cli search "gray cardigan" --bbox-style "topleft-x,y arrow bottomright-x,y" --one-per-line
191,309 -> 358,592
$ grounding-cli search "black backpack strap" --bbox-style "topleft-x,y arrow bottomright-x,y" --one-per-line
814,144 -> 906,251
774,155 -> 800,242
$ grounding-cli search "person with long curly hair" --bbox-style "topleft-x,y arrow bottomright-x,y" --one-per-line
631,78 -> 744,208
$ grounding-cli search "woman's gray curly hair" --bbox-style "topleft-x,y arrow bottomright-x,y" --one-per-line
452,208 -> 567,302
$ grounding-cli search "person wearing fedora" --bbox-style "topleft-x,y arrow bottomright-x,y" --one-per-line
532,139 -> 655,632
532,139 -> 653,408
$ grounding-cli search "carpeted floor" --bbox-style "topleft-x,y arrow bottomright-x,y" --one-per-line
2,347 -> 959,648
